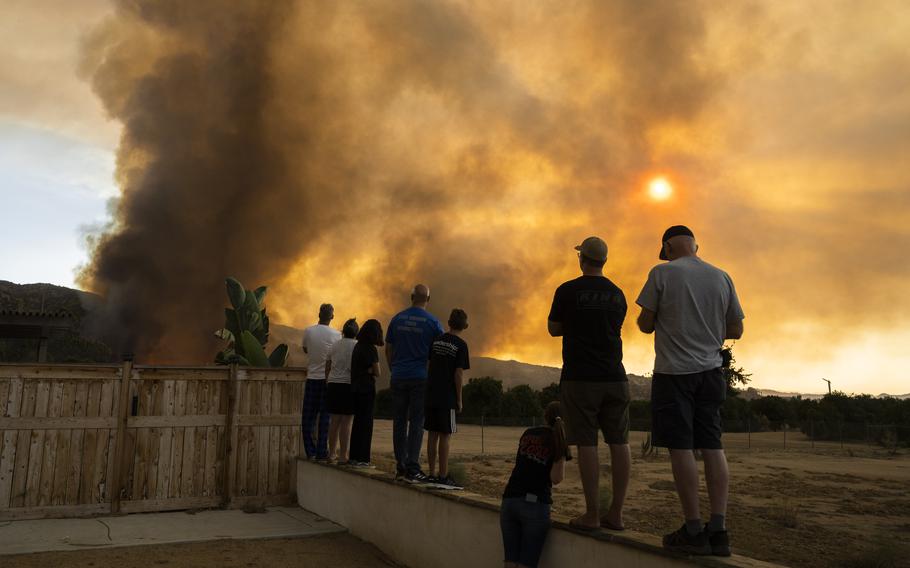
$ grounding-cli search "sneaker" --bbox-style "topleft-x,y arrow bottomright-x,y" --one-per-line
662,524 -> 712,555
405,470 -> 429,484
438,475 -> 462,489
705,525 -> 731,557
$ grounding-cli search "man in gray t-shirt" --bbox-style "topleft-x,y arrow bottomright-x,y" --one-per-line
635,225 -> 744,557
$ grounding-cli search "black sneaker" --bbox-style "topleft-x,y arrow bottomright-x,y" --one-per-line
438,475 -> 463,489
705,525 -> 731,557
405,470 -> 429,484
662,524 -> 712,555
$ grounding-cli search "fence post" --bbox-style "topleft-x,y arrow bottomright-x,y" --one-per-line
811,420 -> 815,450
783,424 -> 787,450
865,422 -> 870,447
747,416 -> 751,450
481,414 -> 485,455
109,357 -> 134,514
840,422 -> 844,449
222,364 -> 240,508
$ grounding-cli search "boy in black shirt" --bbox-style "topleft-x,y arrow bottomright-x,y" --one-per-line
424,309 -> 470,487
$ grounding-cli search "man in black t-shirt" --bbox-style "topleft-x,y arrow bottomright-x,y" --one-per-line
547,236 -> 631,531
424,309 -> 470,487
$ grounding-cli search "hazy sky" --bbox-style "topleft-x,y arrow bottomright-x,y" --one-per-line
1,1 -> 908,395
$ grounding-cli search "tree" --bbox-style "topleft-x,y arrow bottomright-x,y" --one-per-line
502,385 -> 543,418
462,376 -> 503,417
538,382 -> 560,408
722,345 -> 751,396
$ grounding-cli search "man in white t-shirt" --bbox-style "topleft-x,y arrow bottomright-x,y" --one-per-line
301,303 -> 342,459
636,225 -> 744,557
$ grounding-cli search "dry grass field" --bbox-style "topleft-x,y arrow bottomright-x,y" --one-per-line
371,420 -> 910,568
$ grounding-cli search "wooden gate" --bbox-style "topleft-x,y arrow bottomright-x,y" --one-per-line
0,363 -> 305,520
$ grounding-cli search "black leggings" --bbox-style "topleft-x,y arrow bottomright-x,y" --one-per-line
349,388 -> 376,463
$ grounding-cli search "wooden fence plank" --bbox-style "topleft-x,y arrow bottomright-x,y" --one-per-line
97,379 -> 116,503
109,360 -> 134,512
78,380 -> 102,503
129,367 -> 228,381
169,379 -> 187,499
25,380 -> 51,507
145,380 -> 162,499
119,496 -> 219,514
131,378 -> 152,502
222,365 -> 240,505
66,381 -> 89,504
180,380 -> 198,497
0,503 -> 109,521
156,380 -> 175,499
0,366 -> 122,381
0,378 -> 23,507
37,380 -> 65,506
51,380 -> 77,505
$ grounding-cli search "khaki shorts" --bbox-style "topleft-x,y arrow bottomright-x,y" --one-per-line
560,381 -> 630,446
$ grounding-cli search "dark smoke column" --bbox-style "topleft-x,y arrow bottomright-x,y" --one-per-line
80,1 -> 299,363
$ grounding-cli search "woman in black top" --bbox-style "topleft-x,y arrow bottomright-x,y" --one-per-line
348,319 -> 383,467
500,402 -> 570,568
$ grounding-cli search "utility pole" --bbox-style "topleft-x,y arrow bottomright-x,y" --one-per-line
822,378 -> 831,394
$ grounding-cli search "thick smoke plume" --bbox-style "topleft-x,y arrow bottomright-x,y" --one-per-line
81,0 -> 729,364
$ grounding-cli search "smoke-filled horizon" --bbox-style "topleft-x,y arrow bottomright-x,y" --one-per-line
70,0 -> 910,393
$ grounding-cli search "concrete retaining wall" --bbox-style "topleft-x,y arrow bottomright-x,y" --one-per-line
296,459 -> 780,568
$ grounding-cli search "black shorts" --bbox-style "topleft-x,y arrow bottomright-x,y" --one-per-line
651,368 -> 725,450
424,406 -> 457,434
327,382 -> 354,415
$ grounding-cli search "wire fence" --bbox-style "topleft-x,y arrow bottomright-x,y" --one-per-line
373,414 -> 909,456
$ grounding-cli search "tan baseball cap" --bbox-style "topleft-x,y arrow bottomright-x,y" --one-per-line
574,236 -> 608,263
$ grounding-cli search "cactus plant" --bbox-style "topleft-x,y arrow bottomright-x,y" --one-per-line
215,277 -> 288,367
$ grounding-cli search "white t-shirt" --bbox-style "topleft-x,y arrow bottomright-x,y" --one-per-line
636,256 -> 744,374
302,324 -> 341,380
326,337 -> 357,384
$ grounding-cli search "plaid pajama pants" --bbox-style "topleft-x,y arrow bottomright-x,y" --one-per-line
302,379 -> 330,459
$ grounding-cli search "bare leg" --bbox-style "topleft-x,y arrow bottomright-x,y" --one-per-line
572,445 -> 600,527
438,433 -> 451,478
328,415 -> 340,460
427,431 -> 439,477
339,415 -> 354,462
603,443 -> 630,528
670,449 -> 701,521
701,449 -> 729,516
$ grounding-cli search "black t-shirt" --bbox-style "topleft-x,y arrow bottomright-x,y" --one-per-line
548,275 -> 627,382
350,341 -> 378,393
503,427 -> 560,504
426,333 -> 470,409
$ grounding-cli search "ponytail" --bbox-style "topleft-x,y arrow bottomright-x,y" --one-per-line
544,401 -> 571,461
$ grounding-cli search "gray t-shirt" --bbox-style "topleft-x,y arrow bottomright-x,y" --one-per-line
636,256 -> 744,374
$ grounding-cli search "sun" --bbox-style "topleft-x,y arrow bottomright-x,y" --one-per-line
648,177 -> 673,201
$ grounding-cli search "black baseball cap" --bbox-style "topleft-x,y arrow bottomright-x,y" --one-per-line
659,225 -> 694,260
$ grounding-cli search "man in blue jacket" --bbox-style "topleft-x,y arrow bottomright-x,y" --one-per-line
386,284 -> 444,482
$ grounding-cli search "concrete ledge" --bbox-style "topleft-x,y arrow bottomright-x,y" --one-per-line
296,459 -> 782,568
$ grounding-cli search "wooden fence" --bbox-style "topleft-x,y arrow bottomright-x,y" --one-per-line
0,362 -> 306,520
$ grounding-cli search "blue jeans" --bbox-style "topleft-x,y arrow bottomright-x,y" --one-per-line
392,378 -> 426,473
500,497 -> 551,568
302,379 -> 330,458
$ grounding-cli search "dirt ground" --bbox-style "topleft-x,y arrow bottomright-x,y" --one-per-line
371,420 -> 910,568
2,533 -> 403,568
